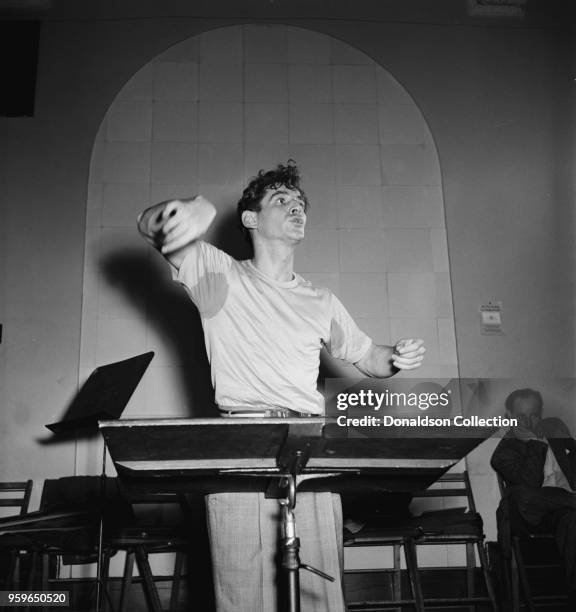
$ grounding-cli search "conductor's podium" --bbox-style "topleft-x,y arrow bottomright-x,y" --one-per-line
99,417 -> 493,612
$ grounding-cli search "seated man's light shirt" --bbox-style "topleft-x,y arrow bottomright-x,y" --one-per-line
177,241 -> 372,414
543,444 -> 572,492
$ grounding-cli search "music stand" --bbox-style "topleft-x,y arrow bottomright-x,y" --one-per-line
99,417 -> 493,612
45,352 -> 154,612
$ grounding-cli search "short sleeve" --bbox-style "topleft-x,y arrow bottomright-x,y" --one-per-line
325,292 -> 373,363
176,241 -> 233,317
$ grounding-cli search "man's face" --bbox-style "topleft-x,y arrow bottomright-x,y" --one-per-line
509,396 -> 542,432
251,186 -> 307,244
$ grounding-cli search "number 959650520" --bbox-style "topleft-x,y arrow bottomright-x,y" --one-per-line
0,591 -> 68,607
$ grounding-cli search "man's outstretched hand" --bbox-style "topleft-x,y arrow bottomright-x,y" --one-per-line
138,195 -> 216,267
391,338 -> 426,371
355,338 -> 425,378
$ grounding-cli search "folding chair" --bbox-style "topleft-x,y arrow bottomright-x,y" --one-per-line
495,474 -> 567,612
34,477 -> 188,612
345,472 -> 499,611
0,480 -> 33,587
102,526 -> 187,612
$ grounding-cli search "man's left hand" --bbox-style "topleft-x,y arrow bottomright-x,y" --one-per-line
392,338 -> 426,370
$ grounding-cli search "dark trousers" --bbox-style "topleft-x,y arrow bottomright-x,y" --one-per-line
505,485 -> 576,587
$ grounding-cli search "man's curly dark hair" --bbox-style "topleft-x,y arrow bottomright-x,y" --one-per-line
237,160 -> 309,240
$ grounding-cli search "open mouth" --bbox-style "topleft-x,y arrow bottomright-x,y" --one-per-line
289,217 -> 304,226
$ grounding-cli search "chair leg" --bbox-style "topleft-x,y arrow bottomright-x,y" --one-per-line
7,551 -> 19,589
403,539 -> 425,612
392,543 -> 402,611
134,545 -> 163,612
510,549 -> 521,612
513,539 -> 535,612
24,552 -> 39,612
119,550 -> 135,612
169,551 -> 185,612
26,551 -> 38,590
476,541 -> 499,612
41,553 -> 50,590
100,548 -> 113,612
465,542 -> 475,612
40,553 -> 49,612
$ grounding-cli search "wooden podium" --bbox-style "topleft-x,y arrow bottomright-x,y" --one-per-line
100,417 -> 492,612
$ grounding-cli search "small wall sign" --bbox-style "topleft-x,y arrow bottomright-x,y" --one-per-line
480,302 -> 503,335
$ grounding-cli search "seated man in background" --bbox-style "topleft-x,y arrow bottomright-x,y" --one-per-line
491,388 -> 576,594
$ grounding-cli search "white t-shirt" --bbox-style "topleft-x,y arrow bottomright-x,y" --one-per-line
177,241 -> 372,415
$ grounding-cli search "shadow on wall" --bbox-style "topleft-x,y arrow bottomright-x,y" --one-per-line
99,208 -> 255,417
210,206 -> 253,262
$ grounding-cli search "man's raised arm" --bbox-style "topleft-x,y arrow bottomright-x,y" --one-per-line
137,195 -> 217,270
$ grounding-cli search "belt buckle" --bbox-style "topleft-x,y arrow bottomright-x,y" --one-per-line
269,409 -> 288,418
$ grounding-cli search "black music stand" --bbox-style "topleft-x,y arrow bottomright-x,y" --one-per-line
99,417 -> 492,612
45,352 -> 154,612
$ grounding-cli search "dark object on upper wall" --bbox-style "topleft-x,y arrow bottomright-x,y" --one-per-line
0,20 -> 41,117
467,0 -> 527,17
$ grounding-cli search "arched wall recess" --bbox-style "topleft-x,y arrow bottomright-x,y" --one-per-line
81,25 -> 456,435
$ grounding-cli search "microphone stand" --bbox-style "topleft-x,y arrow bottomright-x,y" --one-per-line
95,442 -> 107,612
278,473 -> 334,612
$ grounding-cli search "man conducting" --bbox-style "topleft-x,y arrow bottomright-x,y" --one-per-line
138,161 -> 426,611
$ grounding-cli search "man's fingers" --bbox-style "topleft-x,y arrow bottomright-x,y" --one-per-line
147,202 -> 181,236
161,230 -> 199,254
163,221 -> 191,243
390,338 -> 425,370
395,338 -> 424,352
162,201 -> 181,218
394,339 -> 425,365
393,354 -> 424,364
394,363 -> 422,370
392,354 -> 424,369
397,346 -> 426,359
161,198 -> 216,236
149,195 -> 216,254
148,211 -> 166,234
161,208 -> 186,234
392,363 -> 422,370
393,363 -> 422,370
